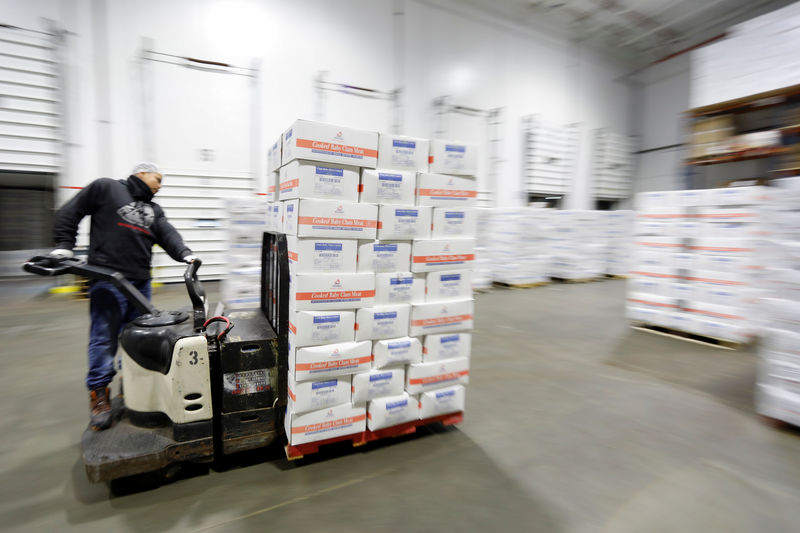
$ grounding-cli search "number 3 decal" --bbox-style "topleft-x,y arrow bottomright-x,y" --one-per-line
189,350 -> 199,365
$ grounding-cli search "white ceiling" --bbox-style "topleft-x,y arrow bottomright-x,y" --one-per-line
451,0 -> 798,66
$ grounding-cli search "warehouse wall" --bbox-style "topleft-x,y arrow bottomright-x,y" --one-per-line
4,0 -> 635,212
631,54 -> 691,194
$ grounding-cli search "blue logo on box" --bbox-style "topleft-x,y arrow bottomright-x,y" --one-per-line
369,372 -> 393,382
445,212 -> 465,219
395,209 -> 418,217
435,390 -> 456,399
445,145 -> 465,153
390,277 -> 413,285
388,341 -> 411,349
312,379 -> 338,390
316,166 -> 344,176
374,244 -> 398,252
313,315 -> 341,324
374,312 -> 398,320
392,139 -> 416,149
440,274 -> 461,282
386,399 -> 408,409
378,173 -> 403,181
315,243 -> 343,251
441,335 -> 459,344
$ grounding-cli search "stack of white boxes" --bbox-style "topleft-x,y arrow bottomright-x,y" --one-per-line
757,177 -> 800,425
276,120 -> 475,447
489,208 -> 551,285
221,197 -> 268,310
547,210 -> 606,280
627,187 -> 769,342
601,210 -> 635,276
409,138 -> 477,425
472,208 -> 493,290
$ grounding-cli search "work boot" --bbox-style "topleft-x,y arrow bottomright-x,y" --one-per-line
89,387 -> 112,431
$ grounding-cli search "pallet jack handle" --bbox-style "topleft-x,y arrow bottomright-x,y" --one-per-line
23,256 -> 157,316
183,258 -> 206,332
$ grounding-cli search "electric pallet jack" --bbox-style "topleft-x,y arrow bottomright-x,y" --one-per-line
24,256 -> 280,483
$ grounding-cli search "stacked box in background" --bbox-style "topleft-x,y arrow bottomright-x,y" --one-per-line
627,187 -> 770,342
221,197 -> 267,310
274,122 -> 473,446
601,210 -> 635,276
547,210 -> 607,280
472,208 -> 493,290
489,208 -> 551,285
479,208 -> 634,286
757,177 -> 800,425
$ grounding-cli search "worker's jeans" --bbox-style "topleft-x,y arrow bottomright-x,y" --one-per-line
86,279 -> 151,391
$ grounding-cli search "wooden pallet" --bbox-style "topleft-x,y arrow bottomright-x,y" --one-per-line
492,281 -> 550,289
550,276 -> 601,284
284,412 -> 464,461
630,322 -> 747,350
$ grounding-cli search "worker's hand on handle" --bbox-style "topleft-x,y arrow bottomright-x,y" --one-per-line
183,254 -> 198,264
49,248 -> 74,260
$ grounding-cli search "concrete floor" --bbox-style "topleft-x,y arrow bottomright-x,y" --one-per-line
2,278 -> 800,532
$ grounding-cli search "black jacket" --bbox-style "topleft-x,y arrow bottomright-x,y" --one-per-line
54,175 -> 191,280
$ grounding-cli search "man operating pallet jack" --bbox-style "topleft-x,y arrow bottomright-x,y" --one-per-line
50,162 -> 198,430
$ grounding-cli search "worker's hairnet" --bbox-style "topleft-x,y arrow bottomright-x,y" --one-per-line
131,162 -> 162,175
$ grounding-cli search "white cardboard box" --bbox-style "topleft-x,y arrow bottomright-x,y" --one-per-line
287,373 -> 351,415
269,202 -> 282,233
409,299 -> 474,336
428,140 -> 478,176
357,241 -> 411,272
289,340 -> 372,381
279,159 -> 359,202
351,368 -> 405,405
431,207 -> 477,238
375,271 -> 415,305
377,134 -> 430,172
377,205 -> 432,240
355,305 -> 410,341
416,173 -> 477,207
372,336 -> 423,368
360,169 -> 416,205
282,119 -> 378,168
367,392 -> 419,430
289,273 -> 375,311
283,201 -> 296,234
423,333 -> 471,362
411,238 -> 476,272
418,384 -> 465,419
286,236 -> 358,275
405,356 -> 470,394
283,199 -> 378,240
221,277 -> 261,309
264,171 -> 278,202
288,309 -> 356,348
426,270 -> 473,302
412,274 -> 426,304
267,138 -> 282,173
284,403 -> 366,446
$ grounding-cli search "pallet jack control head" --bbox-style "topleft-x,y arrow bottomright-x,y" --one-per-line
22,255 -> 207,328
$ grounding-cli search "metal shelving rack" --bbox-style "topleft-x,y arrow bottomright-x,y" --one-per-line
521,115 -> 578,204
685,83 -> 800,188
591,128 -> 635,201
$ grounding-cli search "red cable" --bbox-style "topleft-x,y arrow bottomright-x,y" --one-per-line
202,316 -> 233,340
